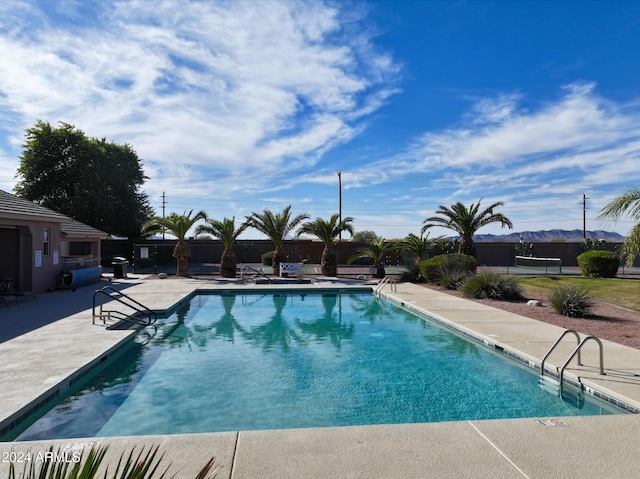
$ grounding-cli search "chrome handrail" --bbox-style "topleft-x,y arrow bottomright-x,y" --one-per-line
240,265 -> 271,283
540,329 -> 582,376
92,286 -> 157,326
559,336 -> 605,400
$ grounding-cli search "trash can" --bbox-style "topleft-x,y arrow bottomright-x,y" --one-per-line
112,257 -> 129,279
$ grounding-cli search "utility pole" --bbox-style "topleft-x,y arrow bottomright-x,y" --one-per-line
162,192 -> 167,240
337,171 -> 342,268
583,193 -> 588,240
337,171 -> 342,239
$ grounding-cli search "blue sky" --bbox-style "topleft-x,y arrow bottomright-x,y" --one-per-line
1,0 -> 640,239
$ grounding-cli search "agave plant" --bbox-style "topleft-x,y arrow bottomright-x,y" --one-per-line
143,210 -> 207,277
196,217 -> 249,278
297,214 -> 354,276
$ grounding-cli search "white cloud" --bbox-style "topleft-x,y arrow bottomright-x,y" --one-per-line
0,0 -> 400,180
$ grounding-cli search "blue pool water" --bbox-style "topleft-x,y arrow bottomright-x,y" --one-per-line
12,292 -> 620,440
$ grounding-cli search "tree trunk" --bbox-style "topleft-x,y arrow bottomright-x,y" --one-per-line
373,260 -> 386,279
272,247 -> 286,277
172,240 -> 191,277
459,235 -> 476,257
321,245 -> 337,277
219,246 -> 237,278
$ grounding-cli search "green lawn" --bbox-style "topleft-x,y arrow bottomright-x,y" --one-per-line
516,276 -> 640,312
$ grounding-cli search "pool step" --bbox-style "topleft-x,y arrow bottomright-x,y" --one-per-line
538,375 -> 584,409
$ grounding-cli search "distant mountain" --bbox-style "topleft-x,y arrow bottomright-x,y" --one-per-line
472,229 -> 626,243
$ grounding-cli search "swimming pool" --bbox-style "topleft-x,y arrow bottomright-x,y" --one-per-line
9,292 -> 621,441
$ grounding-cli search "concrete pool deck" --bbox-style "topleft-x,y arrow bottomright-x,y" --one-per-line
2,277 -> 640,477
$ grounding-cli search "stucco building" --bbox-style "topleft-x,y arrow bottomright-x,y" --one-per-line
0,190 -> 108,294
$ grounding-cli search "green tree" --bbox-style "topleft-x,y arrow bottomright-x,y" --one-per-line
14,121 -> 153,238
246,205 -> 309,276
422,199 -> 513,257
195,217 -> 249,278
352,230 -> 379,244
348,237 -> 390,278
297,214 -> 355,276
143,210 -> 207,276
597,187 -> 640,266
392,232 -> 444,266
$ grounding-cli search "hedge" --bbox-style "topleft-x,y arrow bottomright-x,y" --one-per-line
576,250 -> 619,278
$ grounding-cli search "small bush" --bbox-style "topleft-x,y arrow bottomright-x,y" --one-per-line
420,253 -> 476,283
437,262 -> 474,290
548,284 -> 594,317
461,272 -> 524,300
400,263 -> 424,282
576,250 -> 619,278
261,250 -> 274,266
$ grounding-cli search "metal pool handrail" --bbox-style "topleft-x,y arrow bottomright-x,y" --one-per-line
540,329 -> 582,376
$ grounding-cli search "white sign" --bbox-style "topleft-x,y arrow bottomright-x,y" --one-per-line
53,250 -> 59,265
35,250 -> 42,267
140,247 -> 149,259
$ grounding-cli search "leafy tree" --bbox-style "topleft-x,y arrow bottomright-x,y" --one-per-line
14,121 -> 153,238
143,210 -> 207,276
352,230 -> 379,244
195,217 -> 249,278
348,237 -> 390,278
422,199 -> 513,257
246,205 -> 309,276
597,187 -> 640,266
297,214 -> 355,276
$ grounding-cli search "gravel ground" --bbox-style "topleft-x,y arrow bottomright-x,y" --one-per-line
419,283 -> 640,350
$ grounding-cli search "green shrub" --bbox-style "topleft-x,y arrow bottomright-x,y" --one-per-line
420,253 -> 476,283
576,250 -> 620,278
548,284 -> 594,317
437,262 -> 474,290
261,250 -> 274,266
461,272 -> 524,300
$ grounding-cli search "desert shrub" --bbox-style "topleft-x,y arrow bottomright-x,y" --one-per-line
420,253 -> 476,283
261,250 -> 274,266
548,284 -> 594,317
437,262 -> 474,290
576,250 -> 619,278
461,272 -> 524,300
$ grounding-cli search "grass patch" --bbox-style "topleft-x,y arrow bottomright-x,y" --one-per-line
516,276 -> 640,312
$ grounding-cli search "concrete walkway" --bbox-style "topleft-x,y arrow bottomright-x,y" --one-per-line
1,278 -> 640,478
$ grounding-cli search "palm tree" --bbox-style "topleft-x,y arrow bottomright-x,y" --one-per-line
348,237 -> 390,278
297,214 -> 355,276
195,217 -> 249,278
246,205 -> 309,276
422,199 -> 512,257
143,209 -> 207,276
392,232 -> 444,267
597,187 -> 640,267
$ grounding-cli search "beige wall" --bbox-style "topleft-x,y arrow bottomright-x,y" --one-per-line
0,218 -> 64,293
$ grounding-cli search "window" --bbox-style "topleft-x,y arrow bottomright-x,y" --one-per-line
43,227 -> 50,256
69,241 -> 91,256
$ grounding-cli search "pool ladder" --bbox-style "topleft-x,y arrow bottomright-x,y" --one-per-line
92,285 -> 157,327
374,277 -> 397,295
240,265 -> 272,284
538,329 -> 605,405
